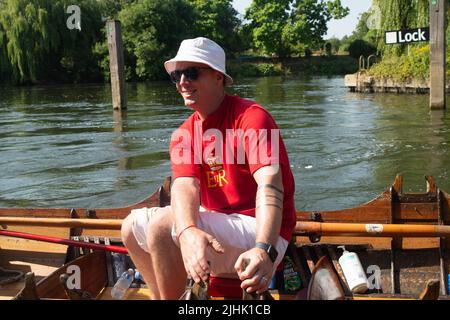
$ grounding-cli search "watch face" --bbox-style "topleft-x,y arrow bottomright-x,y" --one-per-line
256,242 -> 278,263
268,245 -> 278,263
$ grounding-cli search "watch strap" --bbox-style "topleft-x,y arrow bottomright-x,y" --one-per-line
255,242 -> 278,263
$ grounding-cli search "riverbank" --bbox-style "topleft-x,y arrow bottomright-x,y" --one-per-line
345,45 -> 450,94
0,55 -> 359,87
345,71 -> 450,94
228,55 -> 358,78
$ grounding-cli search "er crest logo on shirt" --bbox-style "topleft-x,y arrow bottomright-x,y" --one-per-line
206,156 -> 229,188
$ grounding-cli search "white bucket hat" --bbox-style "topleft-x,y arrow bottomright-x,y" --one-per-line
164,37 -> 233,86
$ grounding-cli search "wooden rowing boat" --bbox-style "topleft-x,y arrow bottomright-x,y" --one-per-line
1,174 -> 449,300
0,178 -> 170,300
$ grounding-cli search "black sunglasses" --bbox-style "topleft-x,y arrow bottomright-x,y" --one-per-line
169,67 -> 211,84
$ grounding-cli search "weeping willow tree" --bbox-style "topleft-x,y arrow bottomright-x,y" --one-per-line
0,0 -> 60,83
367,0 -> 450,81
0,0 -> 104,84
372,0 -> 429,56
0,7 -> 11,82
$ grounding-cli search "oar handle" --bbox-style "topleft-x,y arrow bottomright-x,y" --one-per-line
0,217 -> 122,229
295,221 -> 450,237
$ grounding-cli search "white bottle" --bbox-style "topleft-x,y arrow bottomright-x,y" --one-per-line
337,246 -> 369,294
111,268 -> 135,300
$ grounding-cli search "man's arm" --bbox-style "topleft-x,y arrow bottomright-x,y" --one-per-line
171,177 -> 223,283
254,165 -> 283,245
234,164 -> 283,294
172,177 -> 201,234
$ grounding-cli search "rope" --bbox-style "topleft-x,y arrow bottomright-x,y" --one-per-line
0,266 -> 24,286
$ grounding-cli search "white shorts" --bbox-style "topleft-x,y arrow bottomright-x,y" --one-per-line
130,206 -> 288,277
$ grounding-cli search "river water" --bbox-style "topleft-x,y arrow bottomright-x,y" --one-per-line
0,76 -> 449,211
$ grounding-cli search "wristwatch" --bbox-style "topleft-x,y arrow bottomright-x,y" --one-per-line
255,242 -> 278,263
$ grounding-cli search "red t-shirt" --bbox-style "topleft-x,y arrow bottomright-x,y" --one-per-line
169,94 -> 296,241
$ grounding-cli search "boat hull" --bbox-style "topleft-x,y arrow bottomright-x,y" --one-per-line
1,175 -> 449,300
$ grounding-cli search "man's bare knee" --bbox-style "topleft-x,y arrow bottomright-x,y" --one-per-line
146,211 -> 174,251
121,212 -> 136,247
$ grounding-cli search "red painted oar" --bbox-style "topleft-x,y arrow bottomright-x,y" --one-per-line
0,229 -> 128,254
0,217 -> 122,229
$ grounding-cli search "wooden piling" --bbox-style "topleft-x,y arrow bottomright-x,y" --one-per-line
107,20 -> 127,110
429,0 -> 447,109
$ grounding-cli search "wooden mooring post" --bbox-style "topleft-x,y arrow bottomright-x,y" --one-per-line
429,0 -> 447,109
107,20 -> 127,110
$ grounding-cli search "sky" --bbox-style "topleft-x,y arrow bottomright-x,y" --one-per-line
232,0 -> 373,40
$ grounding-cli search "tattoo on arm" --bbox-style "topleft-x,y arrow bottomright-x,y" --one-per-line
257,184 -> 284,194
256,186 -> 284,211
256,203 -> 283,210
256,194 -> 283,202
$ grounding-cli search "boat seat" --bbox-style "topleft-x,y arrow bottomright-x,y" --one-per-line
98,287 -> 151,300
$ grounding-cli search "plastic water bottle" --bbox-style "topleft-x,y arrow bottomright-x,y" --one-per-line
338,246 -> 369,293
111,268 -> 134,300
111,253 -> 126,280
447,274 -> 450,293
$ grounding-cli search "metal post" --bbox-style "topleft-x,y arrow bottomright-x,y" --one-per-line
107,20 -> 127,110
429,0 -> 447,109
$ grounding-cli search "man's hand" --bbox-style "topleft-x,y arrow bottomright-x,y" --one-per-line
234,247 -> 273,294
178,227 -> 224,283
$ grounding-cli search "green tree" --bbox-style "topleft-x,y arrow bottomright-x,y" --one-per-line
244,0 -> 291,57
98,0 -> 136,20
117,0 -> 242,81
287,0 -> 349,51
245,0 -> 349,57
326,37 -> 341,54
0,0 -> 104,84
118,0 -> 195,81
339,11 -> 379,53
347,39 -> 376,59
186,0 -> 242,55
0,2 -> 11,82
58,0 -> 105,83
0,0 -> 59,83
373,0 -> 429,56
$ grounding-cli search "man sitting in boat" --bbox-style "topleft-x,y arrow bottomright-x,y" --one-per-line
121,37 -> 296,299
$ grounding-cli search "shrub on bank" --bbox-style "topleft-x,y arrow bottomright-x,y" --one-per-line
348,39 -> 377,59
227,62 -> 285,78
367,45 -> 433,82
227,56 -> 358,79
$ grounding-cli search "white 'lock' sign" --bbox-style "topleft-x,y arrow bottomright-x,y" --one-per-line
385,27 -> 429,45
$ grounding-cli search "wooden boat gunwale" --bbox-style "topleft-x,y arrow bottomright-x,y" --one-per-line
0,174 -> 448,226
1,174 -> 450,300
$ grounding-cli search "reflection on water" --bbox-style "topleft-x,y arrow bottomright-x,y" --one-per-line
0,78 -> 449,210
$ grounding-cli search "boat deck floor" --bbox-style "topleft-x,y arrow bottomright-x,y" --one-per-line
97,288 -> 296,300
98,287 -> 151,300
0,249 -> 64,300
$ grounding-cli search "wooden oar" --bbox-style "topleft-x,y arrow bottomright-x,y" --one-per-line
3,217 -> 450,237
295,221 -> 450,238
0,217 -> 122,229
0,229 -> 128,254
